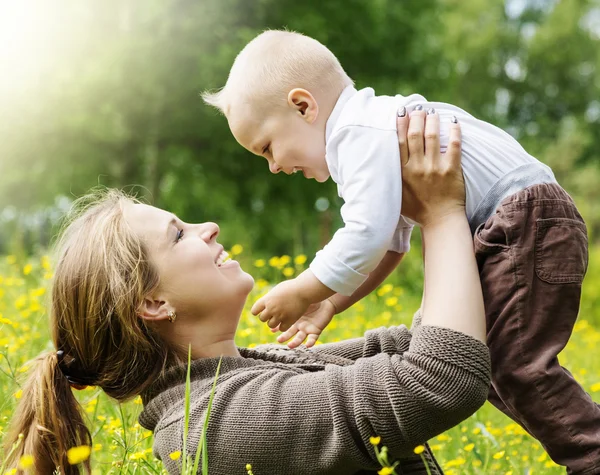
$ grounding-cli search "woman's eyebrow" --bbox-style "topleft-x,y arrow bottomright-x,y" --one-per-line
164,216 -> 177,239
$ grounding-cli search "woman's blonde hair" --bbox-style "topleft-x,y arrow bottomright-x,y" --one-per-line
3,189 -> 179,473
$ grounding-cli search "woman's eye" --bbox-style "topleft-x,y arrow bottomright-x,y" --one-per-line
176,229 -> 184,242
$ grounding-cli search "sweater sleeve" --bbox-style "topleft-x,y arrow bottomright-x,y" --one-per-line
153,325 -> 491,475
311,323 -> 414,362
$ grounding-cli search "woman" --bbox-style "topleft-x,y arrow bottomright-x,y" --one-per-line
4,111 -> 490,474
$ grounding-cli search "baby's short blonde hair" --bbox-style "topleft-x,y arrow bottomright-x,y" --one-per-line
202,30 -> 353,116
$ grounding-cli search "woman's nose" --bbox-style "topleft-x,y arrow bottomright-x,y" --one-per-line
199,222 -> 219,242
269,161 -> 282,174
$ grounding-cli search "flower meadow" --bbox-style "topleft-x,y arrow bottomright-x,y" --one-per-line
1,248 -> 600,474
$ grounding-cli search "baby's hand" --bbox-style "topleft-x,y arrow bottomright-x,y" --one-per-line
276,299 -> 336,349
251,279 -> 312,331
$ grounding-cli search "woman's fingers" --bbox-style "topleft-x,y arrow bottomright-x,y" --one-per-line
424,108 -> 440,158
407,107 -> 426,160
397,107 -> 409,166
446,116 -> 462,168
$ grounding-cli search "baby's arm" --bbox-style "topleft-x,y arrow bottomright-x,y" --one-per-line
251,268 -> 335,331
253,126 -> 403,333
329,250 -> 404,314
277,250 -> 404,349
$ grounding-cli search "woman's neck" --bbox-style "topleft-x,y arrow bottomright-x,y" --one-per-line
164,311 -> 242,360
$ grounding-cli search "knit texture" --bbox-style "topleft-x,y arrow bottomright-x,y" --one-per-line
139,324 -> 491,475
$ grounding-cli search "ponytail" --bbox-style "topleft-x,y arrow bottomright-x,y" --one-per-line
3,352 -> 91,474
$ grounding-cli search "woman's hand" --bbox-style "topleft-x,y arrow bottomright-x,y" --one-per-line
397,108 -> 465,227
396,107 -> 486,343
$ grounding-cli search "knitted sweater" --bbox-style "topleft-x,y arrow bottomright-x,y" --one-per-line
139,324 -> 491,475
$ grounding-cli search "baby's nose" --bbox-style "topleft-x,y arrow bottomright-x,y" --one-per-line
269,162 -> 282,174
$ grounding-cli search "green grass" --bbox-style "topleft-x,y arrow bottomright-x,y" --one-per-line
1,250 -> 599,474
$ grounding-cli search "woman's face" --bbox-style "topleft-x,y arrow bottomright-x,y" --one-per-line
124,203 -> 254,321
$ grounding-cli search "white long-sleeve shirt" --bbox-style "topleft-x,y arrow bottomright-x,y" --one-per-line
309,86 -> 556,296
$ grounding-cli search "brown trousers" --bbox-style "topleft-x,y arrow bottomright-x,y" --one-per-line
475,183 -> 600,474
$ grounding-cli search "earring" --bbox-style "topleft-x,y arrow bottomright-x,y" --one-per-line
167,310 -> 177,323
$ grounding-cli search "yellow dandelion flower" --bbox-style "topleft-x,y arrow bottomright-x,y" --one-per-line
169,451 -> 181,460
254,259 -> 266,268
294,254 -> 307,265
41,255 -> 51,270
14,389 -> 23,400
378,468 -> 394,475
537,452 -> 547,462
590,382 -> 600,392
413,445 -> 425,454
444,458 -> 466,468
369,436 -> 381,446
385,297 -> 398,307
376,284 -> 393,296
436,434 -> 450,442
246,464 -> 252,471
67,445 -> 91,464
93,443 -> 103,452
268,257 -> 280,268
231,244 -> 243,255
19,455 -> 34,469
493,450 -> 505,459
464,443 -> 474,452
282,267 -> 295,277
23,264 -> 32,276
5,469 -> 17,475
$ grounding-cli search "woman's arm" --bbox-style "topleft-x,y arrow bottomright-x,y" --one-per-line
398,109 -> 486,342
153,328 -> 489,475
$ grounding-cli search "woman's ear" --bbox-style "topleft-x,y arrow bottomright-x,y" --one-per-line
287,88 -> 319,124
138,297 -> 173,323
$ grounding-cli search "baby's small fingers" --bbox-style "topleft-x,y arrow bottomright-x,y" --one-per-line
277,325 -> 298,343
257,308 -> 271,323
305,334 -> 319,348
267,316 -> 280,329
288,331 -> 307,349
278,321 -> 292,332
251,299 -> 266,316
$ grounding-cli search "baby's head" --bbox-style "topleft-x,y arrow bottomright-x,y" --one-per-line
203,30 -> 353,182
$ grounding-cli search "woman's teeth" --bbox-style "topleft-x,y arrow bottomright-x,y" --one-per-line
216,250 -> 230,267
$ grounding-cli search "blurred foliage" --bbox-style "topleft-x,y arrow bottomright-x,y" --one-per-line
1,0 -> 600,257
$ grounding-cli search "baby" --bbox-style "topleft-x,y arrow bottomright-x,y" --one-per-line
203,30 -> 600,473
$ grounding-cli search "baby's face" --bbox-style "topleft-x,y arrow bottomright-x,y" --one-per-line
229,107 -> 330,182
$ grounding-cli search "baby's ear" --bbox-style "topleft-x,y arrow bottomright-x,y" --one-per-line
287,88 -> 319,123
